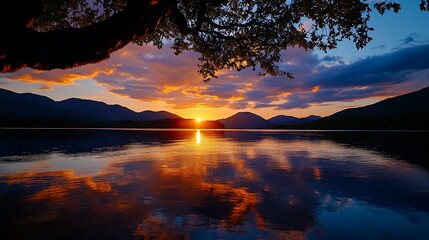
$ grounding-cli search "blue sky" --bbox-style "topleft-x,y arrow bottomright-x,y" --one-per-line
321,1 -> 429,59
1,1 -> 429,120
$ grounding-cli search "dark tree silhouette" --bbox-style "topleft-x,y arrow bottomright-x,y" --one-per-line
1,0 -> 428,80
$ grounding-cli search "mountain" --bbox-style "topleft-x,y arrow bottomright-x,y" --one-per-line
269,115 -> 321,126
305,115 -> 323,122
302,86 -> 429,130
59,98 -> 139,121
59,98 -> 180,121
0,89 -> 102,123
219,112 -> 273,129
218,112 -> 321,129
0,88 -> 181,127
268,115 -> 298,125
137,110 -> 181,121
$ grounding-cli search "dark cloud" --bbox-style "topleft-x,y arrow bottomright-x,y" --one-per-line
199,84 -> 242,99
394,34 -> 429,50
38,84 -> 52,90
310,44 -> 429,89
244,90 -> 272,103
400,36 -> 416,45
320,55 -> 348,66
253,102 -> 275,108
228,101 -> 250,110
321,55 -> 338,62
110,84 -> 162,101
321,55 -> 345,63
277,87 -> 385,110
277,94 -> 311,109
252,43 -> 429,110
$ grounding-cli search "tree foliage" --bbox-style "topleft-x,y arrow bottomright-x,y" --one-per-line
1,0 -> 428,81
31,0 -> 128,31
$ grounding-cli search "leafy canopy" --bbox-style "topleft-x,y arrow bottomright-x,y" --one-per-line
25,0 -> 429,81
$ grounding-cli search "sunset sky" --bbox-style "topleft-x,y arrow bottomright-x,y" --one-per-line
1,1 -> 429,120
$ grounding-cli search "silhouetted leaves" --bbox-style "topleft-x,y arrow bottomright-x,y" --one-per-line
2,0 -> 428,80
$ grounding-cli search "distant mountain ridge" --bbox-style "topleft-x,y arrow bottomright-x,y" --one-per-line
0,88 -> 322,129
0,88 -> 181,126
218,112 -> 321,129
218,112 -> 272,129
301,86 -> 429,130
268,115 -> 321,126
58,98 -> 180,121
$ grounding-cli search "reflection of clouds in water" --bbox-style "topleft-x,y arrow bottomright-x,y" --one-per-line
1,131 -> 429,239
7,170 -> 112,203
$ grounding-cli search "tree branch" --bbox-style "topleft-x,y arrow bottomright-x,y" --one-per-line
0,0 -> 173,73
170,0 -> 208,34
204,17 -> 257,30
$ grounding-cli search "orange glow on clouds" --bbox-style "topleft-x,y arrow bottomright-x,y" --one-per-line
312,85 -> 320,93
2,40 -> 428,120
6,67 -> 115,85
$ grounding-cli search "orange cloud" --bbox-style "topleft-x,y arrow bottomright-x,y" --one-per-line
312,85 -> 320,93
38,84 -> 53,90
4,67 -> 115,85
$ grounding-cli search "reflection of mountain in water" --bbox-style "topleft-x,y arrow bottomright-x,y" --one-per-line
321,131 -> 429,169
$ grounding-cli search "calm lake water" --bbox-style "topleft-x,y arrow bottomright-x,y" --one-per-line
1,129 -> 429,240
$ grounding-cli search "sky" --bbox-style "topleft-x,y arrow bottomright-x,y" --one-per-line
1,1 -> 429,120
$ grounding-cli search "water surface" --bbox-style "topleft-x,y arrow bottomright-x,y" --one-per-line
1,129 -> 429,239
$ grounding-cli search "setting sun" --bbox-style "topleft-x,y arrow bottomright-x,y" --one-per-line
196,118 -> 202,122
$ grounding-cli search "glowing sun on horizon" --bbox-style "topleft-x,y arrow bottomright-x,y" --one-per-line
196,118 -> 202,122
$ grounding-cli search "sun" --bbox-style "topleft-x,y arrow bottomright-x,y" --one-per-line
196,118 -> 202,122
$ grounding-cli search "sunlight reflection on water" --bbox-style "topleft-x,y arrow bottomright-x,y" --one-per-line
0,129 -> 429,239
196,129 -> 201,145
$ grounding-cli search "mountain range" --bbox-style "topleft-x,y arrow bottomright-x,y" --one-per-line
299,86 -> 429,130
1,86 -> 429,129
0,88 -> 181,123
0,88 -> 321,128
218,112 -> 321,129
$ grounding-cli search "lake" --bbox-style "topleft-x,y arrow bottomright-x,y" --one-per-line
1,129 -> 429,239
